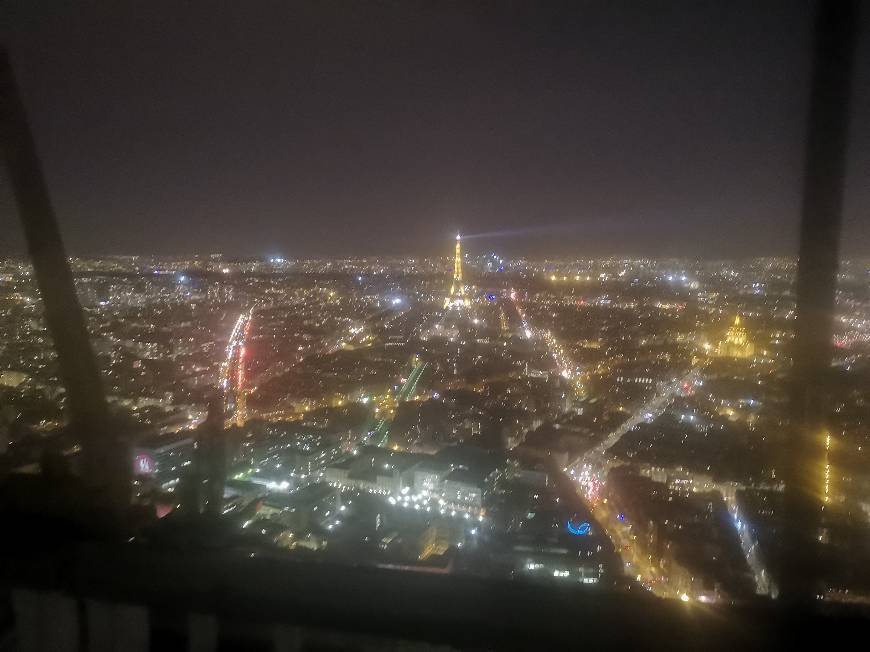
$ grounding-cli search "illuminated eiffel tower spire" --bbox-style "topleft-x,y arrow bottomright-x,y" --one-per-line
446,233 -> 468,308
450,234 -> 463,296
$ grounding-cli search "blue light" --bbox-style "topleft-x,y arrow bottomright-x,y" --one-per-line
566,519 -> 591,536
486,293 -> 497,302
617,513 -> 625,522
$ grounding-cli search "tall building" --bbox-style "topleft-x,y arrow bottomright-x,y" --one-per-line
716,315 -> 754,358
445,233 -> 469,308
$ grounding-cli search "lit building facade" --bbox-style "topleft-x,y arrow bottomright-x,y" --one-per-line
716,315 -> 754,358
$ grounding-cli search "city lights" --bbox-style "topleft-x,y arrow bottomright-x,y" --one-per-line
2,236 -> 866,604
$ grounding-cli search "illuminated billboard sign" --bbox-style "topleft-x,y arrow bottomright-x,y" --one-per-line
566,515 -> 591,536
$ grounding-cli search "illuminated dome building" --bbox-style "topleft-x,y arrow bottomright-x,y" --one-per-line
716,315 -> 754,359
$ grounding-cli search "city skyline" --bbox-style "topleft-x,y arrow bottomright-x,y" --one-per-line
3,233 -> 868,603
2,1 -> 870,642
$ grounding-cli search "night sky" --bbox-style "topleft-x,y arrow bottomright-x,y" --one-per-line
1,1 -> 869,258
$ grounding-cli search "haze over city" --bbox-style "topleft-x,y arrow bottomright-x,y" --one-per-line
1,0 -> 870,258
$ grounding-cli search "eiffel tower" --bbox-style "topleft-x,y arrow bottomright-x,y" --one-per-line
445,233 -> 469,308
